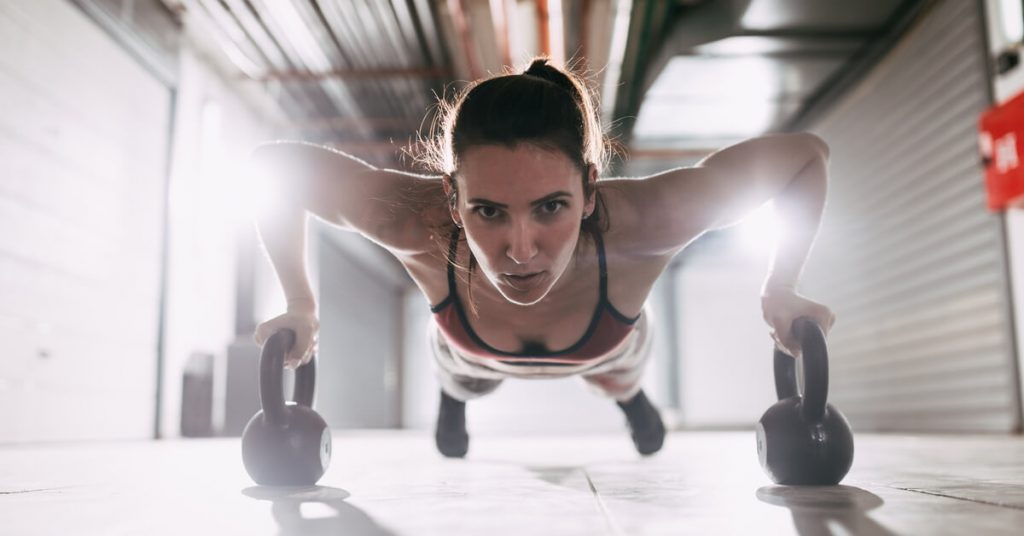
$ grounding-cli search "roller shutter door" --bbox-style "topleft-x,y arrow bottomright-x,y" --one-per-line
802,0 -> 1020,432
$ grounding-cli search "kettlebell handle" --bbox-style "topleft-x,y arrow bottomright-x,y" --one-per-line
773,317 -> 828,423
259,328 -> 318,427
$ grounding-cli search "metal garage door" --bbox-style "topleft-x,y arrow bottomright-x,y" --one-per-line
801,0 -> 1021,432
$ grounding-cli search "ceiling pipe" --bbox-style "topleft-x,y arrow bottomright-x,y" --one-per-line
580,0 -> 592,71
447,0 -> 484,79
408,0 -> 447,69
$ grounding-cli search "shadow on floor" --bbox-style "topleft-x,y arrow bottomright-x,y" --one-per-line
242,485 -> 396,536
756,485 -> 899,536
526,465 -> 584,487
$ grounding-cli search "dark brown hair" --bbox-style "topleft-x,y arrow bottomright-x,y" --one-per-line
413,57 -> 620,315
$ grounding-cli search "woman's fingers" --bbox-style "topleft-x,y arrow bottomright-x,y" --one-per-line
253,325 -> 267,346
253,311 -> 320,369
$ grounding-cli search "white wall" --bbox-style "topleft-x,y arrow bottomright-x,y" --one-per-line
315,231 -> 405,428
673,233 -> 779,428
0,0 -> 168,442
161,46 -> 273,438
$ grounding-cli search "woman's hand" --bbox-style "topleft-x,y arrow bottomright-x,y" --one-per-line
760,286 -> 835,358
254,308 -> 320,369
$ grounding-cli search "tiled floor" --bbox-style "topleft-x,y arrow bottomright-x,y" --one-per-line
2,431 -> 1022,535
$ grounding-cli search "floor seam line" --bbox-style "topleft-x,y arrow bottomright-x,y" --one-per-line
890,486 -> 1024,511
0,488 -> 63,495
583,469 -> 626,536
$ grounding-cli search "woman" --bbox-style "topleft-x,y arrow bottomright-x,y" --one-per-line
252,58 -> 835,458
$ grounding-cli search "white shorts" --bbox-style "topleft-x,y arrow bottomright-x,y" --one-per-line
428,304 -> 655,402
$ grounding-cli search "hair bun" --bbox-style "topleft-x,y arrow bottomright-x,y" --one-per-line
522,58 -> 576,96
524,58 -> 554,76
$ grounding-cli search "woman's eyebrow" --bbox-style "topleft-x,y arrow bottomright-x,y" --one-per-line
467,191 -> 572,208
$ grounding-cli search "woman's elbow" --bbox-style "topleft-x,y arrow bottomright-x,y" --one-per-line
798,132 -> 830,160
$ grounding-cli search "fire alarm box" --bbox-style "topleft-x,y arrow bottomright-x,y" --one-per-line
979,90 -> 1024,210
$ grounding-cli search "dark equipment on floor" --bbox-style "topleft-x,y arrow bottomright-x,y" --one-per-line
755,317 -> 854,485
241,329 -> 332,486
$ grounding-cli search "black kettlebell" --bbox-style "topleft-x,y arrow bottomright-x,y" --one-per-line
755,317 -> 854,485
242,328 -> 332,486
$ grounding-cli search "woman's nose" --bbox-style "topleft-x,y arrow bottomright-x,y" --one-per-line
506,222 -> 538,265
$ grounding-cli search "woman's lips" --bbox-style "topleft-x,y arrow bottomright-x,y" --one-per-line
500,271 -> 545,290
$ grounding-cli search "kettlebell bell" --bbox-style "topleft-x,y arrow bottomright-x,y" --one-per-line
755,317 -> 853,485
241,328 -> 332,486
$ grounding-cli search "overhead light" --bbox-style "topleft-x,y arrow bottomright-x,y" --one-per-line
1000,0 -> 1024,43
646,56 -> 782,99
733,202 -> 782,257
633,99 -> 776,139
738,0 -> 789,30
694,36 -> 783,56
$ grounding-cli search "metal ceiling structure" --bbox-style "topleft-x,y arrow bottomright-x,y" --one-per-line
623,0 -> 935,153
154,0 -> 934,170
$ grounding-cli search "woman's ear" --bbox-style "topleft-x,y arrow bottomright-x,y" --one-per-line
442,174 -> 463,226
584,164 -> 598,217
441,174 -> 453,199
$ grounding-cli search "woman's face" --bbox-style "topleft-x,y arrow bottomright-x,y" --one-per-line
447,144 -> 596,307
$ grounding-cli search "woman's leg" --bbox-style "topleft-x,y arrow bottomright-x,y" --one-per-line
580,307 -> 666,455
428,322 -> 504,457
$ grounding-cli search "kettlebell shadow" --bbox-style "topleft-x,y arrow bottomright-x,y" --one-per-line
756,485 -> 899,536
242,485 -> 396,536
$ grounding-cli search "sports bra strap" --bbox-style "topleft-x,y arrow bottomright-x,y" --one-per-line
592,230 -> 609,301
427,227 -> 461,313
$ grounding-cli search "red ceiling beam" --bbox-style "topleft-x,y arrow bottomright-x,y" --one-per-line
448,0 -> 484,79
580,0 -> 591,72
536,0 -> 550,57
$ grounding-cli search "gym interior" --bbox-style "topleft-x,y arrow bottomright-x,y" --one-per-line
2,0 -> 1024,534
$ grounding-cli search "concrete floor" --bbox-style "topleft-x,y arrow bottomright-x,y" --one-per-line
1,431 -> 1023,535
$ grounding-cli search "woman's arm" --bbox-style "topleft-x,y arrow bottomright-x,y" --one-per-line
629,132 -> 834,355
759,144 -> 828,292
249,141 -> 446,309
612,132 -> 829,257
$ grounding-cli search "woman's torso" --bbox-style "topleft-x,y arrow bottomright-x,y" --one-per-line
395,183 -> 690,355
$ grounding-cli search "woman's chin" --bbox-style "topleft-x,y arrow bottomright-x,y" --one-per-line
494,281 -> 552,306
503,293 -> 545,306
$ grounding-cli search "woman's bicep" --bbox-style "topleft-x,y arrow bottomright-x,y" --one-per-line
612,133 -> 827,255
693,132 -> 829,228
601,169 -> 718,257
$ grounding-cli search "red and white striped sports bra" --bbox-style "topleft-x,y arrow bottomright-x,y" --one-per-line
430,228 -> 641,366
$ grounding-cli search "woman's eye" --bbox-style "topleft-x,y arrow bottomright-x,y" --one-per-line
541,201 -> 567,215
474,206 -> 500,219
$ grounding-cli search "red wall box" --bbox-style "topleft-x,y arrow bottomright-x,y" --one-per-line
979,90 -> 1024,211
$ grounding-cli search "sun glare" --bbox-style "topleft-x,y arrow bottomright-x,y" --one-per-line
734,202 -> 783,256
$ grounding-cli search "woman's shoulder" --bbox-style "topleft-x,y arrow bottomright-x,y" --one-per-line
253,140 -> 449,234
597,168 -> 713,259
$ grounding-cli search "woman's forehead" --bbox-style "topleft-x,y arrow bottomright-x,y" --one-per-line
457,144 -> 580,193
